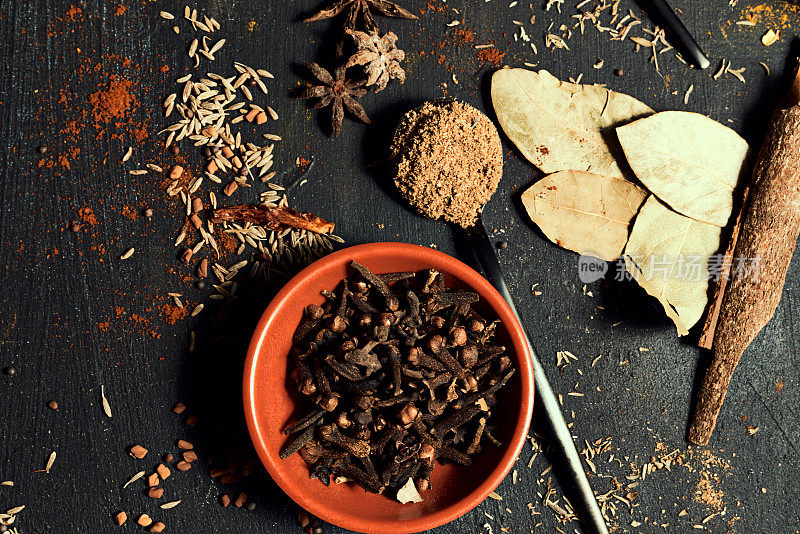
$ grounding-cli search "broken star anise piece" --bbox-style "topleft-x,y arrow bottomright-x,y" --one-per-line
299,62 -> 371,138
304,0 -> 417,33
345,30 -> 406,92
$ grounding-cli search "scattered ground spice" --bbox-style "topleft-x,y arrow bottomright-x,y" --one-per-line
161,303 -> 189,325
89,75 -> 136,124
476,47 -> 506,66
78,207 -> 98,226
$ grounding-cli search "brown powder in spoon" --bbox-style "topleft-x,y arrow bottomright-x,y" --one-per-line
390,100 -> 503,228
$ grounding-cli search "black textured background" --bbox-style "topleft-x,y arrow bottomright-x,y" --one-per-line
0,0 -> 798,532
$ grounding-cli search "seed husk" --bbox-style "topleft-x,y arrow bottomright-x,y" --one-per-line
123,470 -> 146,488
101,385 -> 112,417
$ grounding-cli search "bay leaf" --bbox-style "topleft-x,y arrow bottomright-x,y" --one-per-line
616,111 -> 750,227
491,68 -> 653,178
623,196 -> 722,336
521,170 -> 648,261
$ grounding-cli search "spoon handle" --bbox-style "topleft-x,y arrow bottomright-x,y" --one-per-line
467,216 -> 609,534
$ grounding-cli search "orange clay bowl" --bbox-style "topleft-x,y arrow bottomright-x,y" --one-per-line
244,242 -> 534,534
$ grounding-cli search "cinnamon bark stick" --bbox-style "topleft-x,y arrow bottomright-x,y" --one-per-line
689,65 -> 800,445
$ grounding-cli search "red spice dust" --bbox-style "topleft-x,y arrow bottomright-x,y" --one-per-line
89,75 -> 135,124
476,47 -> 506,66
114,4 -> 126,16
159,64 -> 170,73
161,303 -> 189,325
79,207 -> 98,226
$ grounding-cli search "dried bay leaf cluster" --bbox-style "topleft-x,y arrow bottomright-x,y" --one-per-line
297,0 -> 418,137
492,68 -> 750,335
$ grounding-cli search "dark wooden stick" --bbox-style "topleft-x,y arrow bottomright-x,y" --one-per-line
689,64 -> 800,445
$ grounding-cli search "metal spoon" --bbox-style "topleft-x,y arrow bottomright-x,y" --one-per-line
391,102 -> 609,534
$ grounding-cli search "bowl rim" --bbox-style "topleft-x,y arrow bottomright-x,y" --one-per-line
243,242 -> 534,534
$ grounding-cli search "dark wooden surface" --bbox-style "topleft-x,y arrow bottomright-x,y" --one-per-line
1,1 -> 799,532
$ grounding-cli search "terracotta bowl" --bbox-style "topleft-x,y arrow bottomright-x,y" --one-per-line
244,242 -> 534,534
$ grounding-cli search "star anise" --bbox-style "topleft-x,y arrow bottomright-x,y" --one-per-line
298,62 -> 371,138
345,30 -> 405,92
304,0 -> 417,33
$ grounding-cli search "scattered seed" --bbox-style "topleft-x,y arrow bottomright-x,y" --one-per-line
156,464 -> 171,480
44,451 -> 56,473
48,400 -> 58,410
160,500 -> 181,510
122,147 -> 133,162
115,511 -> 128,525
120,248 -> 135,260
130,445 -> 148,459
137,514 -> 153,527
172,402 -> 186,414
160,11 -> 174,20
101,385 -> 112,417
123,470 -> 146,488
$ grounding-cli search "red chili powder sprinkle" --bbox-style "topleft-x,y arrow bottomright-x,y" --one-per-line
89,75 -> 135,124
79,207 -> 98,226
161,303 -> 189,325
477,48 -> 506,66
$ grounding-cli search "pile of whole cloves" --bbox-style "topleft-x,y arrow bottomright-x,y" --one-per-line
281,260 -> 516,501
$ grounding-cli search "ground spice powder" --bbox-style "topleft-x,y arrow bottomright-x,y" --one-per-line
390,100 -> 503,228
89,75 -> 135,124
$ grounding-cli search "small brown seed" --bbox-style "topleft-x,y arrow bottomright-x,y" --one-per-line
137,514 -> 153,527
164,453 -> 174,463
172,402 -> 186,414
148,487 -> 165,499
614,68 -> 624,76
115,511 -> 127,526
37,145 -> 48,154
144,208 -> 154,218
177,439 -> 193,450
130,445 -> 148,459
70,223 -> 81,232
220,494 -> 231,507
149,522 -> 166,533
170,165 -> 184,179
197,258 -> 208,278
169,144 -> 180,155
176,461 -> 192,472
235,491 -> 247,508
181,249 -> 193,264
48,400 -> 58,410
223,181 -> 238,196
183,450 -> 198,463
156,464 -> 171,480
148,473 -> 160,487
185,415 -> 198,427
